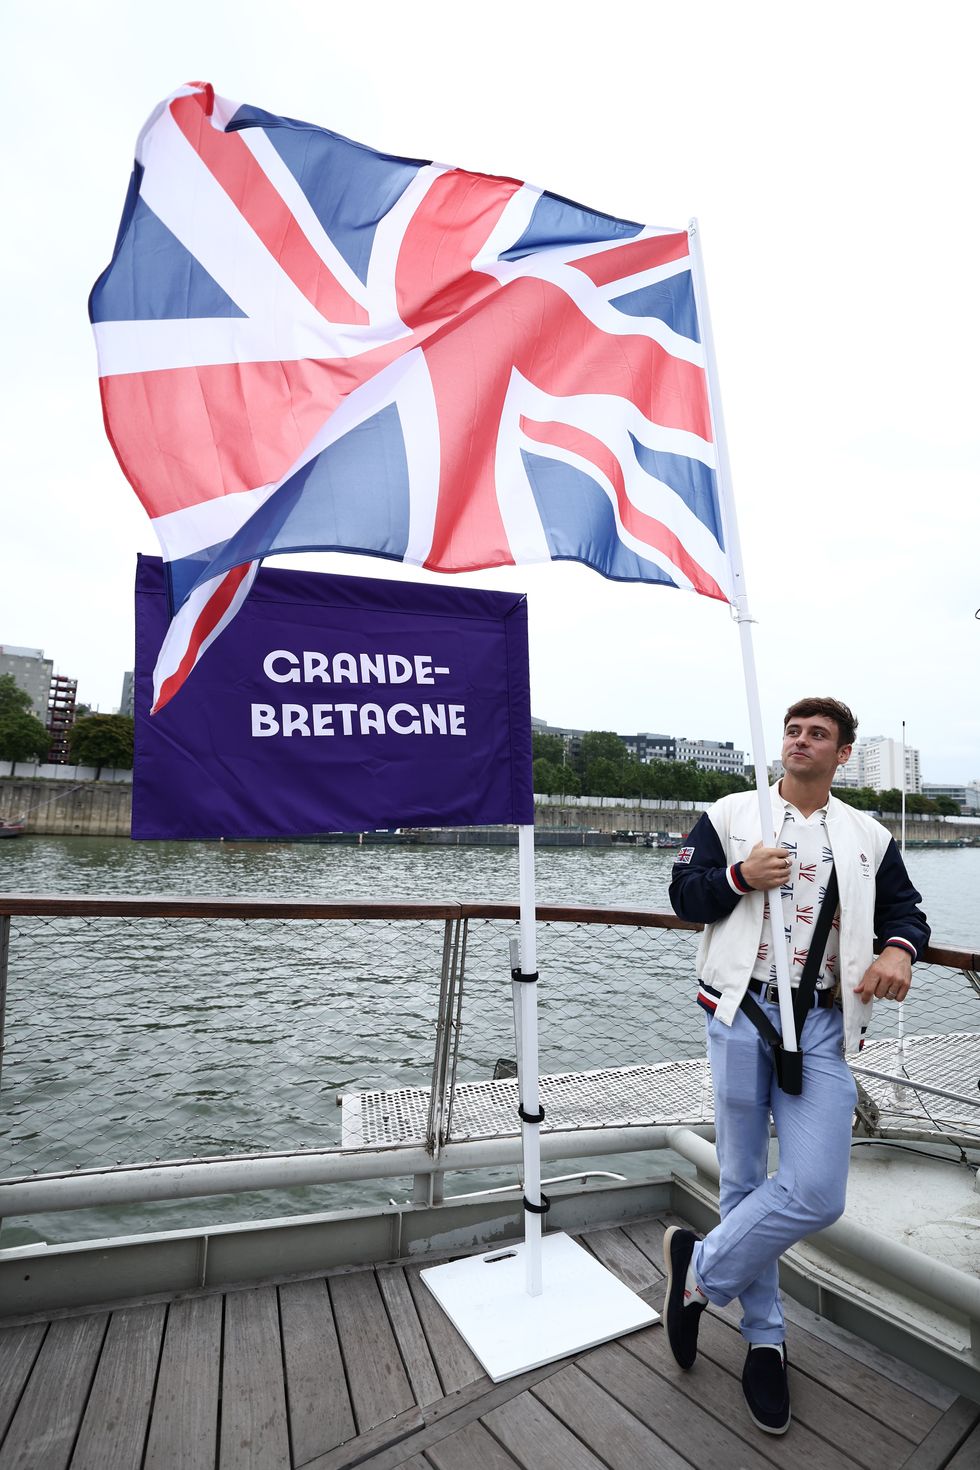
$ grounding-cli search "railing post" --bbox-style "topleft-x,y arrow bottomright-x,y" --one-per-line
0,913 -> 8,1235
0,914 -> 9,1096
442,917 -> 468,1145
419,916 -> 462,1204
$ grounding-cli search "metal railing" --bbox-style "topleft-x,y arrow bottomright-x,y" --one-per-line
0,894 -> 976,1228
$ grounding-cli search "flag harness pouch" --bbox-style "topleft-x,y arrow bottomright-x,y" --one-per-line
738,868 -> 840,1096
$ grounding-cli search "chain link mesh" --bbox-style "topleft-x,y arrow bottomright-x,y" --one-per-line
1,912 -> 976,1181
0,913 -> 448,1178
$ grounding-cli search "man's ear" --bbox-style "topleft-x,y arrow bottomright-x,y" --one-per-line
837,744 -> 852,765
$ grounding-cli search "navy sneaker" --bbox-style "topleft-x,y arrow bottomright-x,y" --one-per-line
742,1343 -> 791,1434
662,1226 -> 707,1369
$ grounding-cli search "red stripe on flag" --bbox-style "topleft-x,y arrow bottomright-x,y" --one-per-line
569,232 -> 690,287
396,169 -> 524,331
170,93 -> 369,326
394,171 -> 524,573
153,562 -> 254,713
100,344 -> 403,519
520,417 -> 728,602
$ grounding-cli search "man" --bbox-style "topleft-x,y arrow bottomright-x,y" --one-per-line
665,697 -> 929,1435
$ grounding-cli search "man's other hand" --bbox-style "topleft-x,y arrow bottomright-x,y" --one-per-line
854,948 -> 913,1002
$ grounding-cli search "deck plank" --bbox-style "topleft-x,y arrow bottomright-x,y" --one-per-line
220,1286 -> 290,1470
70,1304 -> 166,1470
329,1271 -> 416,1431
578,1226 -> 664,1294
425,1419 -> 523,1470
0,1323 -> 46,1444
144,1295 -> 221,1470
636,1224 -> 943,1446
0,1314 -> 107,1470
945,1420 -> 980,1469
376,1267 -> 442,1408
297,1405 -> 424,1470
898,1398 -> 980,1470
580,1338 -> 777,1469
532,1363 -> 693,1470
780,1293 -> 955,1411
481,1391 -> 610,1470
279,1279 -> 355,1468
626,1314 -> 888,1470
775,1312 -> 943,1442
404,1266 -> 484,1396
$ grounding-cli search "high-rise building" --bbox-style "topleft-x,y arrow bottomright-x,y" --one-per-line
675,738 -> 745,777
119,671 -> 135,718
834,736 -> 921,794
0,645 -> 52,720
922,782 -> 980,814
621,733 -> 676,763
46,675 -> 78,764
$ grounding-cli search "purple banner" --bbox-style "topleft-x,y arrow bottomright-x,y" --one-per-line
133,557 -> 533,839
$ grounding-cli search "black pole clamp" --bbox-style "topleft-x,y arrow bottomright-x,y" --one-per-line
511,968 -> 539,984
517,1103 -> 545,1124
523,1193 -> 551,1215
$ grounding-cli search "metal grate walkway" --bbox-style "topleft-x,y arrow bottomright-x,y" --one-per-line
341,1035 -> 980,1149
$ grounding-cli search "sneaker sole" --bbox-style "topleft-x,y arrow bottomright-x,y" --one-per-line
662,1226 -> 699,1370
746,1406 -> 792,1436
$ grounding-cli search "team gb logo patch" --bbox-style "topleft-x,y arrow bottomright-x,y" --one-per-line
677,846 -> 695,864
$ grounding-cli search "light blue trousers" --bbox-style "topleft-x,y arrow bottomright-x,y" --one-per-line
693,999 -> 857,1345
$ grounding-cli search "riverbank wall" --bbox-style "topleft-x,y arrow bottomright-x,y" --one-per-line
2,777 -> 977,846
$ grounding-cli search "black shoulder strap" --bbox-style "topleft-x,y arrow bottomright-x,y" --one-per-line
737,866 -> 840,1055
791,866 -> 840,1036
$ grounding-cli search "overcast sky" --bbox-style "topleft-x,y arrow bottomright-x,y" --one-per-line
2,2 -> 977,781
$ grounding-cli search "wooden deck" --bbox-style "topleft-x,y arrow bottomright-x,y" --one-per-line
0,1212 -> 977,1470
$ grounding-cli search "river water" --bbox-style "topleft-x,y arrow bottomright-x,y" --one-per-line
0,836 -> 977,1248
1,834 -> 977,941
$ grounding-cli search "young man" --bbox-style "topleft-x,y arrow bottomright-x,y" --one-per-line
665,697 -> 929,1435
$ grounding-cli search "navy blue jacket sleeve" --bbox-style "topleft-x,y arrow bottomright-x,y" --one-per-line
874,839 -> 931,959
668,812 -> 744,924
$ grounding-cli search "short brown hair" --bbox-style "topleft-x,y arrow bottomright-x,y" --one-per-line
783,697 -> 857,748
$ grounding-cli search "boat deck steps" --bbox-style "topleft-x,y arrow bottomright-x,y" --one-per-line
0,1210 -> 975,1470
340,1035 -> 980,1148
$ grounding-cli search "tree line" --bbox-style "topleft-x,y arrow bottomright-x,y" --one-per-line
533,730 -> 752,803
0,679 -> 967,814
0,675 -> 134,776
533,729 -> 964,814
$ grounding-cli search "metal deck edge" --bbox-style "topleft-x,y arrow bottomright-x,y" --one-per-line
0,1175 -> 674,1324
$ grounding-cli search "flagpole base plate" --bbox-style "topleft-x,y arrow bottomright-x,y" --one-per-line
420,1231 -> 658,1382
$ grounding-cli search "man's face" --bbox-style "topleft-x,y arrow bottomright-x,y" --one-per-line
781,714 -> 851,784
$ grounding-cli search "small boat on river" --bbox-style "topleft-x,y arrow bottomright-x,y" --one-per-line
0,818 -> 24,838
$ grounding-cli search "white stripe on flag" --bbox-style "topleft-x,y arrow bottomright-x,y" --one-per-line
151,562 -> 259,712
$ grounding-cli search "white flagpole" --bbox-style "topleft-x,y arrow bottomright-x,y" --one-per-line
687,219 -> 797,1054
516,823 -> 543,1295
898,721 -> 907,1063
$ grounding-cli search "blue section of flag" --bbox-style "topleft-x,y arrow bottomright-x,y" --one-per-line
230,107 -> 424,285
520,451 -> 680,586
172,404 -> 412,598
612,270 -> 701,343
500,189 -> 643,261
628,436 -> 723,546
90,198 -> 245,322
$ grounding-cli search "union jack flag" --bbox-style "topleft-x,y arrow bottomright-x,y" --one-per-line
90,83 -> 734,710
